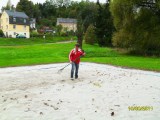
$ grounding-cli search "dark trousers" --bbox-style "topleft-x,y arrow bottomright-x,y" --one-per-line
71,62 -> 79,78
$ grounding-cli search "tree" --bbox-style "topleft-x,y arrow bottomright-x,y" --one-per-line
94,0 -> 114,47
67,1 -> 79,18
32,3 -> 41,22
76,17 -> 84,49
85,24 -> 96,45
0,29 -> 4,37
16,0 -> 35,18
110,0 -> 160,55
56,24 -> 63,36
39,1 -> 57,18
50,0 -> 71,8
1,0 -> 12,11
78,1 -> 98,32
75,1 -> 98,48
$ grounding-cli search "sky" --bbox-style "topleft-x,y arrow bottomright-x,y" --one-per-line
0,0 -> 106,12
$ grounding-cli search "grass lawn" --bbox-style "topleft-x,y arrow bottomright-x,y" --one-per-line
0,36 -> 76,46
0,41 -> 160,71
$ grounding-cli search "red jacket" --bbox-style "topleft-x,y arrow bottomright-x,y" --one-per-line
69,48 -> 84,64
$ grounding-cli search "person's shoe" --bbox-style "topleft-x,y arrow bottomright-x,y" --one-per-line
71,78 -> 74,80
75,77 -> 78,79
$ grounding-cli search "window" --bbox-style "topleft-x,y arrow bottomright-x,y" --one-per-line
13,18 -> 16,22
14,32 -> 16,35
24,19 -> 26,23
6,25 -> 8,29
24,33 -> 26,35
13,25 -> 16,29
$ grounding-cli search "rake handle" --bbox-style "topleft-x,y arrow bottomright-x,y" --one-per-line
59,55 -> 83,72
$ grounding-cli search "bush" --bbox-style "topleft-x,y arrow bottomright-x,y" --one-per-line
67,30 -> 75,36
0,29 -> 4,37
30,31 -> 39,37
85,24 -> 96,45
60,32 -> 68,36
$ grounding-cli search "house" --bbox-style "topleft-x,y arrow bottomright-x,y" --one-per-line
38,26 -> 53,34
0,10 -> 30,38
30,18 -> 36,30
0,13 -> 2,29
57,18 -> 77,32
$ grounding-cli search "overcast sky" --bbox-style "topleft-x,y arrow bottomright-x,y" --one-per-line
0,0 -> 106,12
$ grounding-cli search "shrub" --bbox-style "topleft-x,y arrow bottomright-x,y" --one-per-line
85,24 -> 96,45
0,29 -> 4,37
30,31 -> 39,37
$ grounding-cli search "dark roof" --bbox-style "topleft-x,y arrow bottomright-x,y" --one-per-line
5,10 -> 29,18
57,18 -> 77,23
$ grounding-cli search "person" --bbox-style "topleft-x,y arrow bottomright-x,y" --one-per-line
69,43 -> 85,80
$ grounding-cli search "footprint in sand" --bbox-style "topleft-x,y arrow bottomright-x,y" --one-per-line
50,105 -> 59,110
40,112 -> 43,115
111,112 -> 114,116
44,102 -> 49,106
3,99 -> 7,102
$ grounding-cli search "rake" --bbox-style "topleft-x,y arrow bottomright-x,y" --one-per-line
58,55 -> 83,74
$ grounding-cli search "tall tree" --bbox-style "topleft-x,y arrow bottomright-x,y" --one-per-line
6,0 -> 12,10
79,1 -> 97,32
110,0 -> 160,55
50,0 -> 71,7
76,16 -> 84,49
1,0 -> 12,11
94,0 -> 114,47
42,0 -> 57,18
33,3 -> 41,21
16,0 -> 35,18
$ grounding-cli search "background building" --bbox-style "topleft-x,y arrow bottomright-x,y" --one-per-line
57,18 -> 77,32
0,13 -> 2,29
0,10 -> 30,38
30,18 -> 36,30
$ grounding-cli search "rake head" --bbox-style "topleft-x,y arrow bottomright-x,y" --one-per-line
57,68 -> 64,74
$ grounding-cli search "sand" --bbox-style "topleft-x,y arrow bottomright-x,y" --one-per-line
0,62 -> 160,120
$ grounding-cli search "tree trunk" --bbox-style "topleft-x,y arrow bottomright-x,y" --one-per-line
77,34 -> 83,49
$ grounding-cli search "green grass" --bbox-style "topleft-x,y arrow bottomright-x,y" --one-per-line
0,41 -> 160,71
0,36 -> 76,46
0,43 -> 72,67
82,44 -> 160,71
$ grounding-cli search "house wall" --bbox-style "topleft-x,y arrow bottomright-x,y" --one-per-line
8,24 -> 30,38
1,11 -> 30,38
0,15 -> 1,29
58,23 -> 77,32
1,11 -> 9,36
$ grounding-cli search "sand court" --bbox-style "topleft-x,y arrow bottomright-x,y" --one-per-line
0,62 -> 160,120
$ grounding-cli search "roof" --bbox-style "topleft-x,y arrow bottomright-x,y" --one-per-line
5,10 -> 29,18
57,18 -> 77,23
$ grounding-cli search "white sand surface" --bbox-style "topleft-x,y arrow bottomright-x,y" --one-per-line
0,62 -> 160,120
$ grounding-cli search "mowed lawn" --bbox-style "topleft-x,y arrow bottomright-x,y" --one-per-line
0,36 -> 75,46
0,41 -> 160,71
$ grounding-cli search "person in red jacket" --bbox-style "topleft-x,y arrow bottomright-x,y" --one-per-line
69,43 -> 85,80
